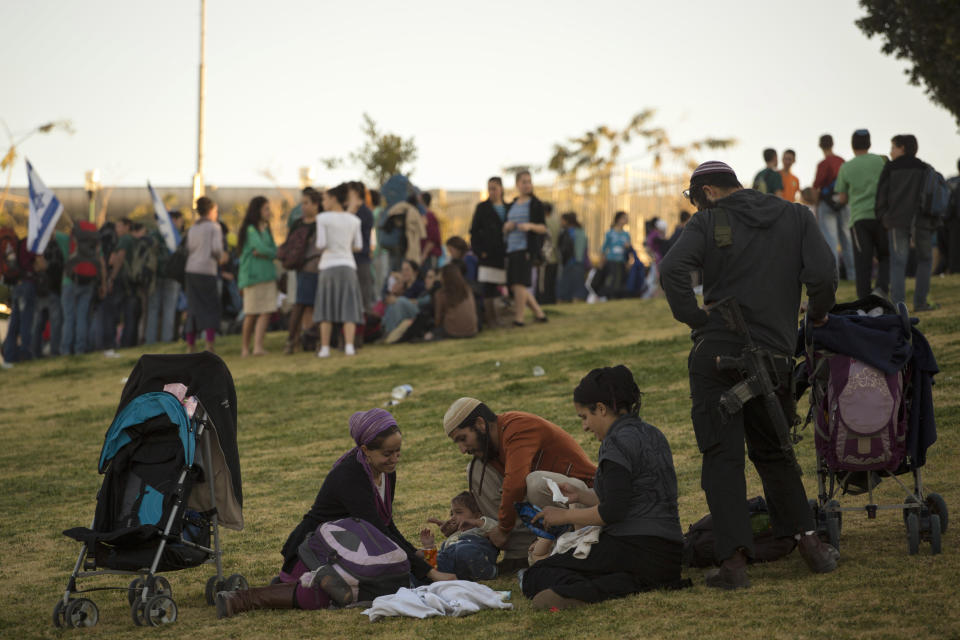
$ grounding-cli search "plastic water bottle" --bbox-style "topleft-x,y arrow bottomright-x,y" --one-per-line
391,384 -> 414,401
532,366 -> 545,377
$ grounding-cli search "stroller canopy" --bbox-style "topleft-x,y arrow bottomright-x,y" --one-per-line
115,352 -> 244,530
100,392 -> 194,471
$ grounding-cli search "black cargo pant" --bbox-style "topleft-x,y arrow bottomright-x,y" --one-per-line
688,339 -> 814,563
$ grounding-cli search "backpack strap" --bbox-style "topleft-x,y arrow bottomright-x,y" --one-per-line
714,208 -> 732,247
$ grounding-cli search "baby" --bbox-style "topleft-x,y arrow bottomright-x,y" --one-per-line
420,491 -> 499,580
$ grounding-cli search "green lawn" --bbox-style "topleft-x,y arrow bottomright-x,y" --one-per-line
3,277 -> 959,639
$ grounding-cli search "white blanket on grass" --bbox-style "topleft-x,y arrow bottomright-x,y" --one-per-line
362,581 -> 511,622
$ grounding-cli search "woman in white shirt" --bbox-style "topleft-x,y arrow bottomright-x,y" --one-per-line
313,183 -> 364,358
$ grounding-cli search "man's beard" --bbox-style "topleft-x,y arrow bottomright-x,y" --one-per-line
472,426 -> 497,462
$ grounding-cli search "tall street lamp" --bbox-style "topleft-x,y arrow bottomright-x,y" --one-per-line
84,169 -> 101,223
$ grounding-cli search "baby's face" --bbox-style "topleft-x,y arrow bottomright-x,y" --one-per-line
450,503 -> 480,529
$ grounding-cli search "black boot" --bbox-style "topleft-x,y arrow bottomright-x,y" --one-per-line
705,549 -> 750,590
216,582 -> 297,619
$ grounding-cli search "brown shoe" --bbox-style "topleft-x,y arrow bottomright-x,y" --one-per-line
798,533 -> 838,573
216,582 -> 296,619
531,588 -> 587,610
705,550 -> 750,590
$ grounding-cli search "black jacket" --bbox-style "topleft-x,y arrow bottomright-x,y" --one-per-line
659,189 -> 837,355
505,195 -> 546,263
876,155 -> 928,231
279,455 -> 431,579
469,199 -> 507,268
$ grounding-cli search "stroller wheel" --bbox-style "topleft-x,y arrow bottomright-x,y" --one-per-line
224,574 -> 249,592
926,493 -> 948,533
131,601 -> 147,626
147,575 -> 172,598
144,595 -> 178,627
127,578 -> 145,607
52,598 -> 68,628
906,513 -> 920,555
929,515 -> 942,555
65,598 -> 99,628
205,575 -> 225,606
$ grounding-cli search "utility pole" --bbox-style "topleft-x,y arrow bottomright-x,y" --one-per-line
192,0 -> 207,213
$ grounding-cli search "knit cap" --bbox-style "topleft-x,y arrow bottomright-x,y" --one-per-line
690,160 -> 737,180
443,397 -> 482,436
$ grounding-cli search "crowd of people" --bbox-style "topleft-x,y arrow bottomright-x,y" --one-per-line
752,130 -> 960,311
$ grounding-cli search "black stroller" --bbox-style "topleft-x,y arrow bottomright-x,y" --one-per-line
797,295 -> 947,556
53,353 -> 248,628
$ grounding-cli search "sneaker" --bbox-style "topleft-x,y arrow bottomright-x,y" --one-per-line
798,533 -> 838,573
705,550 -> 750,590
103,349 -> 121,359
317,346 -> 330,358
344,343 -> 356,356
0,362 -> 13,370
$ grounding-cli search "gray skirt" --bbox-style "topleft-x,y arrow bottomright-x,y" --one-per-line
313,265 -> 364,324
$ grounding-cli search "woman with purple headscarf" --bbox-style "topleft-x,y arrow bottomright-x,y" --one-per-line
216,408 -> 455,618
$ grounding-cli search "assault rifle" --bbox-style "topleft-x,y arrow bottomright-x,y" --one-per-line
711,297 -> 801,474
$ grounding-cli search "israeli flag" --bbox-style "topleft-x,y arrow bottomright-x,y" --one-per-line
148,182 -> 180,253
26,158 -> 64,254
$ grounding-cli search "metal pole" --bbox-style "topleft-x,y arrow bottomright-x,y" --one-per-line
192,0 -> 207,211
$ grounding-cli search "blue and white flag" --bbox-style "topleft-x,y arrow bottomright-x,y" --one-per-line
148,182 -> 181,253
26,158 -> 64,254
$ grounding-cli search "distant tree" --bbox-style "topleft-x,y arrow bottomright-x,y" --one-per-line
349,113 -> 418,187
856,0 -> 960,127
548,110 -> 735,183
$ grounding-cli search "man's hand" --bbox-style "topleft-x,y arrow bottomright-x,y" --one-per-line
811,315 -> 829,328
486,526 -> 510,549
556,482 -> 582,504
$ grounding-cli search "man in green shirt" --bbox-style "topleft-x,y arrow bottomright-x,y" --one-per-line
752,148 -> 784,197
833,129 -> 888,299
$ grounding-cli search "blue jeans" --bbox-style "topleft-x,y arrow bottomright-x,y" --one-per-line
889,225 -> 933,309
383,297 -> 418,334
817,202 -> 856,282
437,535 -> 499,580
2,281 -> 36,363
144,278 -> 181,344
94,288 -> 123,350
60,280 -> 95,355
31,291 -> 62,357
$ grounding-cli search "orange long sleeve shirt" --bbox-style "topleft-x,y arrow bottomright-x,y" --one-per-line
491,411 -> 597,531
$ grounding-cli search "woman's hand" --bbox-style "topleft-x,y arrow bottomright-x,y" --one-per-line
532,506 -> 569,528
427,568 -> 457,582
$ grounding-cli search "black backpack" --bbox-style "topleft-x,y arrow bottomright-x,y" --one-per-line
682,496 -> 797,568
37,237 -> 65,296
125,235 -> 158,290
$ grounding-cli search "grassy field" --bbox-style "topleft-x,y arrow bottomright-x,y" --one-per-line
2,277 -> 959,639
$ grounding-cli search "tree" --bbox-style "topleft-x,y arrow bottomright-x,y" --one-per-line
348,113 -> 418,187
856,0 -> 960,127
548,110 -> 736,183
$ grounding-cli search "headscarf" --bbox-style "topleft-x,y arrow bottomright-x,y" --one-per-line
334,408 -> 398,525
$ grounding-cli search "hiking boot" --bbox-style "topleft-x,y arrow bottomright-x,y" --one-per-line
531,588 -> 586,610
215,582 -> 296,619
705,550 -> 750,590
798,533 -> 838,573
496,557 -> 529,575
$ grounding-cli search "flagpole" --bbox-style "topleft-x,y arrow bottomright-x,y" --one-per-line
192,0 -> 207,214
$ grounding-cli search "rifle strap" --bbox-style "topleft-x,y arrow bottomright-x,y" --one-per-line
714,208 -> 732,247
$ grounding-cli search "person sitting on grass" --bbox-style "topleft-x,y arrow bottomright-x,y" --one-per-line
521,365 -> 689,610
442,397 -> 597,574
216,409 -> 455,618
419,491 -> 499,580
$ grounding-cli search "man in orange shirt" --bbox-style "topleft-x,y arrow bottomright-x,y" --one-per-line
780,149 -> 801,202
443,397 -> 596,572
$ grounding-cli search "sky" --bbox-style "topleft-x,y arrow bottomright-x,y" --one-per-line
3,0 -> 959,193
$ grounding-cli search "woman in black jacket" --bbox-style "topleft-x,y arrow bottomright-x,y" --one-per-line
216,409 -> 455,618
469,176 -> 508,327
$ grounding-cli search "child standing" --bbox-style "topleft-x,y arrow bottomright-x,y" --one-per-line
420,492 -> 499,580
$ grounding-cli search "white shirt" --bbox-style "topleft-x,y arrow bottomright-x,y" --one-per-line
316,211 -> 362,271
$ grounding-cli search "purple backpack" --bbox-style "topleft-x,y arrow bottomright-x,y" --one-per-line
814,355 -> 907,472
297,518 -> 410,605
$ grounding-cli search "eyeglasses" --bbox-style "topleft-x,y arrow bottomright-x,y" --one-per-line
682,189 -> 692,200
